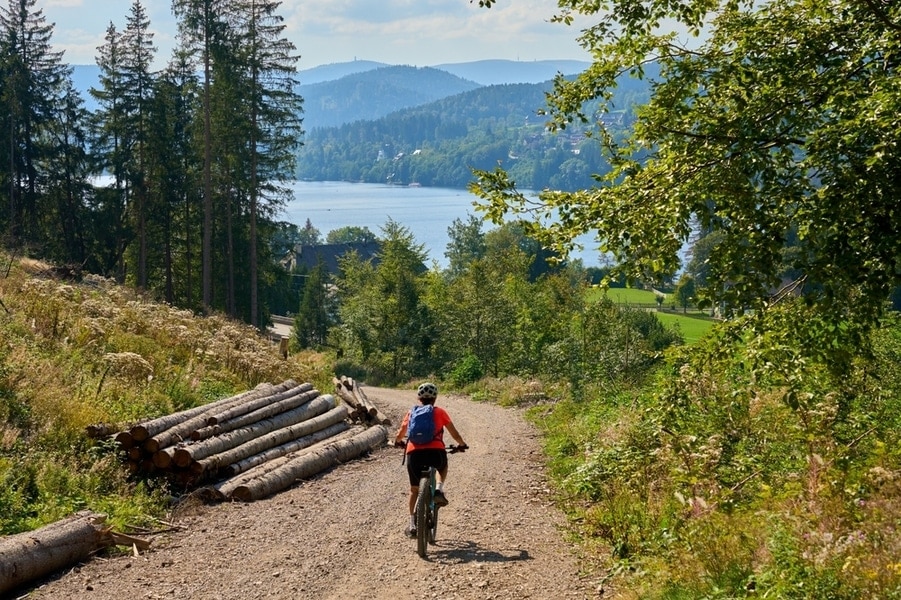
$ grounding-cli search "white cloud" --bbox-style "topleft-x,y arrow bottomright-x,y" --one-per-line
47,0 -> 592,68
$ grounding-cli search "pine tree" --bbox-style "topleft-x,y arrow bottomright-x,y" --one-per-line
0,0 -> 68,244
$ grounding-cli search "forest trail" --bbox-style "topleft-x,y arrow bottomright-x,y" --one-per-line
24,387 -> 596,599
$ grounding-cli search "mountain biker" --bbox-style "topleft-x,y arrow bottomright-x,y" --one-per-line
394,382 -> 467,537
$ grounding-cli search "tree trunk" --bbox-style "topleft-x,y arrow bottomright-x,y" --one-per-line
228,425 -> 387,501
207,425 -> 366,501
140,381 -> 294,453
174,395 -> 338,468
191,402 -> 348,474
0,511 -> 109,596
193,384 -> 317,439
218,421 -> 353,480
129,381 -> 287,443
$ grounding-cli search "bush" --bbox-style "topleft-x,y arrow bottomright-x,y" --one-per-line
448,354 -> 484,387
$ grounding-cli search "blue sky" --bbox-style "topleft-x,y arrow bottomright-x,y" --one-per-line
41,0 -> 594,70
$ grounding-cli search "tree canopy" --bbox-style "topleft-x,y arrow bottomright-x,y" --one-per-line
472,0 -> 900,332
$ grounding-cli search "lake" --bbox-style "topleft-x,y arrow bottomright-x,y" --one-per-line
280,181 -> 603,268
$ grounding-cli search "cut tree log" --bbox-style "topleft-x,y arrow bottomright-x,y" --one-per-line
190,386 -> 320,441
190,401 -> 348,474
354,382 -> 391,425
129,381 -> 287,443
0,511 -> 108,596
228,425 -> 388,501
141,381 -> 296,453
208,425 -> 367,501
173,394 -> 338,468
202,382 -> 314,427
217,420 -> 351,479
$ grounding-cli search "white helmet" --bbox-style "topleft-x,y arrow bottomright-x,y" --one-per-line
417,382 -> 438,400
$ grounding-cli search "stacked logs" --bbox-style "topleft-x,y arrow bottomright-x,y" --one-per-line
109,378 -> 387,499
333,375 -> 391,425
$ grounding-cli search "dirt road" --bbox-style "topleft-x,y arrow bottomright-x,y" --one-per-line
23,387 -> 596,599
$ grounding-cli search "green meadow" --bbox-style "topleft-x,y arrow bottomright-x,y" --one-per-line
587,286 -> 717,344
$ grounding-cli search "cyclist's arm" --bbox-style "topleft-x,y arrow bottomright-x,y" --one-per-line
394,414 -> 409,445
444,421 -> 466,448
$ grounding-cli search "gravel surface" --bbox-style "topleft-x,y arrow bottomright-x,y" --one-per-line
21,387 -> 597,599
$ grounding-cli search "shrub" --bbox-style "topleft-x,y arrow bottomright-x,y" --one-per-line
448,354 -> 484,387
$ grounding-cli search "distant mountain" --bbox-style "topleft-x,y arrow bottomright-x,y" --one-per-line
433,59 -> 591,85
69,59 -> 593,124
298,60 -> 387,85
298,65 -> 481,130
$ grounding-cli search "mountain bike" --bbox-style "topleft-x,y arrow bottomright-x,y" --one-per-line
411,444 -> 467,558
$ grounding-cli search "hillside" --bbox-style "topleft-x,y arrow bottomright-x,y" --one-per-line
298,65 -> 481,129
295,77 -> 649,189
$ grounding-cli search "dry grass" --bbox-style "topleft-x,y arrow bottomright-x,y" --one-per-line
0,252 -> 335,533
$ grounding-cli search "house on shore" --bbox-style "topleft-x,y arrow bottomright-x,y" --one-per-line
281,242 -> 382,275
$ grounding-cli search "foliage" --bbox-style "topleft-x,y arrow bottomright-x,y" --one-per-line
671,274 -> 695,314
332,220 -> 435,384
472,0 -> 901,340
0,255 -> 325,534
293,258 -> 332,349
529,311 -> 901,597
326,225 -> 377,245
447,354 -> 484,388
469,2 -> 901,593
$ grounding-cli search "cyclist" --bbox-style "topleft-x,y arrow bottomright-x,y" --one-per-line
394,382 -> 467,537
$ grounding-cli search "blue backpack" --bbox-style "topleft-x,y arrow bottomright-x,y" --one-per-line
407,404 -> 436,445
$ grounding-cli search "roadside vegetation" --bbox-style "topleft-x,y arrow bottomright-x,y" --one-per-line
0,254 -> 330,535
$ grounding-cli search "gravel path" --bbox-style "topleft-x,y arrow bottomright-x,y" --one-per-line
23,387 -> 596,599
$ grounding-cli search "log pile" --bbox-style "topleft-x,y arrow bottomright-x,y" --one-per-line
0,378 -> 389,595
110,378 -> 388,498
333,375 -> 391,425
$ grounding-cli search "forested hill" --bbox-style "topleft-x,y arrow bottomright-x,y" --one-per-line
296,77 -> 652,190
298,65 -> 482,129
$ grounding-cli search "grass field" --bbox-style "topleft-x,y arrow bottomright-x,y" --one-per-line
587,286 -> 717,344
654,310 -> 717,344
587,286 -> 663,305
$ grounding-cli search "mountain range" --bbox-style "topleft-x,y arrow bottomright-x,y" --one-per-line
70,59 -> 591,128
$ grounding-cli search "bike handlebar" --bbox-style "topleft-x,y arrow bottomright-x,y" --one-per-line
393,440 -> 468,453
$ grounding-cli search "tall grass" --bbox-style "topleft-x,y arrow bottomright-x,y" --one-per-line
0,255 -> 334,534
521,312 -> 901,598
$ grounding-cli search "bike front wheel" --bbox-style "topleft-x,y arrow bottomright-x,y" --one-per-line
415,474 -> 431,557
429,505 -> 439,544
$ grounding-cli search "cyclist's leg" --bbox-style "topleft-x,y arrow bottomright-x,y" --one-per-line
406,451 -> 430,517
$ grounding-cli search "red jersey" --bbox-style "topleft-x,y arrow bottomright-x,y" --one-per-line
401,405 -> 451,453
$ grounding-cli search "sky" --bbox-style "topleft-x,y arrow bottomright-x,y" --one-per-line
41,0 -> 595,71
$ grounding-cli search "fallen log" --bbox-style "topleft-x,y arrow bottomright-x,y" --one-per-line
173,395 -> 338,468
129,381 -> 286,443
209,425 -> 366,500
190,387 -> 320,441
218,421 -> 353,479
85,423 -> 117,439
354,382 -> 391,425
332,381 -> 364,421
191,401 -> 348,474
202,382 -> 314,427
141,381 -> 296,453
228,425 -> 388,501
0,511 -> 108,596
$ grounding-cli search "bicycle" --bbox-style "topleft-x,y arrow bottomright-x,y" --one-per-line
401,443 -> 467,558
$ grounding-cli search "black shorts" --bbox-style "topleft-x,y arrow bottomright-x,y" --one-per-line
406,448 -> 448,486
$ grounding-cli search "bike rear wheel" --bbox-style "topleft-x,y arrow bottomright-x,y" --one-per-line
415,473 -> 431,557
